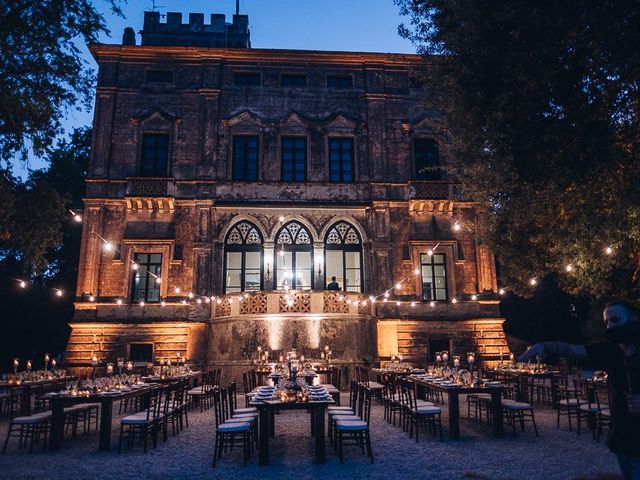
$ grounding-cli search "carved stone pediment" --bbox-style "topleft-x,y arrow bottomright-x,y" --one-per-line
281,112 -> 310,131
322,113 -> 360,132
131,109 -> 181,128
223,110 -> 266,129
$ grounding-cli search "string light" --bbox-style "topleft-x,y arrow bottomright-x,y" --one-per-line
451,298 -> 458,304
56,289 -> 63,297
471,294 -> 477,301
383,292 -> 390,298
188,292 -> 194,299
565,264 -> 573,273
181,300 -> 187,305
139,301 -> 145,307
396,301 -> 401,306
414,268 -> 420,275
429,301 -> 435,307
453,221 -> 461,232
161,300 -> 166,307
88,295 -> 95,302
196,298 -> 202,304
605,246 -> 613,255
427,249 -> 434,256
395,282 -> 402,289
529,278 -> 537,286
103,242 -> 113,252
132,263 -> 139,271
116,298 -> 122,305
411,301 -> 416,307
174,287 -> 181,294
19,280 -> 26,289
499,288 -> 506,296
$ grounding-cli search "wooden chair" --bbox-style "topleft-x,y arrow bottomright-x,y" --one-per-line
555,373 -> 587,431
401,381 -> 442,442
334,386 -> 374,463
118,387 -> 163,453
211,387 -> 253,467
2,412 -> 51,453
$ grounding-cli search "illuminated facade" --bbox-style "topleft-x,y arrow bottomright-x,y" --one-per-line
65,12 -> 506,377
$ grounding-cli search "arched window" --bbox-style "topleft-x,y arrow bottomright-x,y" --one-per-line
324,221 -> 363,292
414,138 -> 442,180
275,221 -> 313,290
224,221 -> 263,293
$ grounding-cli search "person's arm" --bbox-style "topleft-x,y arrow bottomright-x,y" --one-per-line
518,341 -> 588,363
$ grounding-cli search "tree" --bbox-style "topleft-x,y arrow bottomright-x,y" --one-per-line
395,0 -> 640,303
0,0 -> 121,163
0,127 -> 90,371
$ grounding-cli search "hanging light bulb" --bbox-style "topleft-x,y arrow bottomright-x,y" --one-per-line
427,249 -> 434,256
362,300 -> 367,306
414,268 -> 420,275
383,298 -> 388,303
116,298 -> 122,305
369,295 -> 375,302
530,278 -> 537,286
411,301 -> 416,307
565,264 -> 573,272
471,294 -> 477,301
396,301 -> 401,306
103,242 -> 113,252
188,292 -> 194,299
499,288 -> 505,296
451,298 -> 458,304
216,299 -> 222,305
175,287 -> 181,294
74,214 -> 82,222
384,292 -> 390,298
605,246 -> 613,255
429,301 -> 436,307
139,300 -> 145,307
196,298 -> 202,304
19,280 -> 27,288
181,299 -> 187,305
453,221 -> 461,232
132,263 -> 139,271
205,297 -> 210,303
161,301 -> 166,307
56,289 -> 63,297
395,282 -> 402,289
88,295 -> 95,302
279,215 -> 285,223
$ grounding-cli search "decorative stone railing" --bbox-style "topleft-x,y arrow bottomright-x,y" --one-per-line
211,290 -> 374,317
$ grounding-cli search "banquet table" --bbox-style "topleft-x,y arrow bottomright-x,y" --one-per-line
249,397 -> 334,465
49,385 -> 155,451
489,368 -> 559,405
411,377 -> 505,439
0,377 -> 73,416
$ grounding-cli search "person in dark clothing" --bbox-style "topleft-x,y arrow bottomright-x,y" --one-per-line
520,301 -> 640,480
327,276 -> 340,291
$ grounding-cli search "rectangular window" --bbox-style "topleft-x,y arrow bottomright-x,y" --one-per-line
140,133 -> 169,177
129,343 -> 153,363
281,74 -> 307,87
414,139 -> 442,180
428,339 -> 450,361
421,253 -> 448,301
327,75 -> 353,88
225,251 -> 262,293
234,72 -> 261,86
232,136 -> 259,181
145,70 -> 174,83
281,137 -> 307,181
329,137 -> 354,182
132,253 -> 162,303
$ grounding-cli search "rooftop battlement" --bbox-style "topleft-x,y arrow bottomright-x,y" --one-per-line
139,11 -> 250,48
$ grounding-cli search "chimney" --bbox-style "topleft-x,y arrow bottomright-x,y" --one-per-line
122,27 -> 136,46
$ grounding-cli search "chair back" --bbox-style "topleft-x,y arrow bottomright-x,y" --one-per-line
348,380 -> 359,410
212,388 -> 224,427
227,382 -> 239,414
360,386 -> 373,424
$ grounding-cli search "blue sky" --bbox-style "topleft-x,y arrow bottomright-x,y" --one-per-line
18,0 -> 414,176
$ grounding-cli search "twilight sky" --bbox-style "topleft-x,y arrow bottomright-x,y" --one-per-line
19,0 -> 414,175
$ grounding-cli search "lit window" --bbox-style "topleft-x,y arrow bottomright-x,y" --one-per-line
421,253 -> 448,301
324,221 -> 362,292
275,221 -> 313,290
224,221 -> 263,293
132,253 -> 162,302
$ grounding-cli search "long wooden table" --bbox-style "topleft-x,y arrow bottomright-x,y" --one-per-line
49,385 -> 155,451
0,377 -> 73,416
412,377 -> 505,439
250,399 -> 333,465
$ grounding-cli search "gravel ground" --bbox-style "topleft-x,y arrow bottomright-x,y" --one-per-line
0,394 -> 621,480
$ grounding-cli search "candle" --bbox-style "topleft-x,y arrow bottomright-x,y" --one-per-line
182,356 -> 186,365
167,359 -> 172,366
44,353 -> 50,365
436,354 -> 442,363
442,352 -> 449,363
126,361 -> 133,372
453,356 -> 460,368
398,354 -> 404,362
107,363 -> 114,374
320,352 -> 325,360
26,360 -> 32,371
257,346 -> 262,353
300,355 -> 305,363
509,353 -> 515,362
325,345 -> 330,351
91,355 -> 98,367
51,359 -> 57,369
13,358 -> 19,372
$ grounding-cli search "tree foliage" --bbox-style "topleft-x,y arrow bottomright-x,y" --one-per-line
396,0 -> 640,302
0,127 -> 90,273
0,0 -> 121,162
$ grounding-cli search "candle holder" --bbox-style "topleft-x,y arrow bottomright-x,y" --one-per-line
126,360 -> 133,372
13,358 -> 18,375
26,360 -> 32,372
107,363 -> 114,376
91,355 -> 98,381
453,355 -> 461,370
44,354 -> 50,372
51,359 -> 57,372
